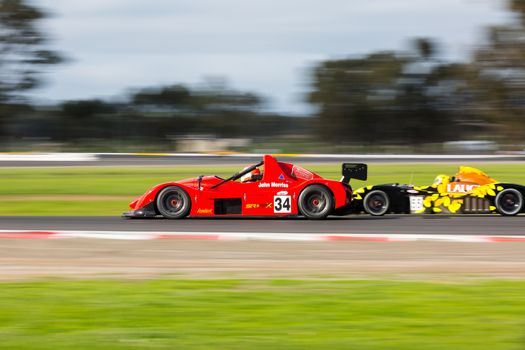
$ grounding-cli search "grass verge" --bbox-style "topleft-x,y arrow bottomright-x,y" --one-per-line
1,163 -> 525,215
0,279 -> 524,350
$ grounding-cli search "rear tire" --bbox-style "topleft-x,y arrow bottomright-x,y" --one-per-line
298,185 -> 334,220
495,188 -> 523,216
363,190 -> 390,216
156,186 -> 191,219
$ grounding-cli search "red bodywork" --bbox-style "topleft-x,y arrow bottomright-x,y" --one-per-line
127,155 -> 353,217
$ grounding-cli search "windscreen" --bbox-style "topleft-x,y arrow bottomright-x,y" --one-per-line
291,165 -> 314,180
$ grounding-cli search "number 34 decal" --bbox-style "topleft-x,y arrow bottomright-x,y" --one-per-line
274,195 -> 291,213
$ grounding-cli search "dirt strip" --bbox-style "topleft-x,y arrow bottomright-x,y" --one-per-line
2,239 -> 525,280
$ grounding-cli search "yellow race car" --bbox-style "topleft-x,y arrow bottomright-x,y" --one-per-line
350,166 -> 524,216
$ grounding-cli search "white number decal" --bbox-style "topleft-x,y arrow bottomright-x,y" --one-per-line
274,195 -> 291,213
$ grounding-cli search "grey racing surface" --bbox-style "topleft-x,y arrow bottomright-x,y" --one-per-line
1,215 -> 524,235
3,154 -> 525,167
3,215 -> 525,280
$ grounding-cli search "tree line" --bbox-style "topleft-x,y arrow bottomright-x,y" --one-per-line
10,83 -> 310,146
1,0 -> 524,150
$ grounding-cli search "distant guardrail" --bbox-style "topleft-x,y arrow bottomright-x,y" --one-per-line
98,152 -> 525,159
0,153 -> 97,162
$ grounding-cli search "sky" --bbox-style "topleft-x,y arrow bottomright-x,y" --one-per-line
31,0 -> 513,114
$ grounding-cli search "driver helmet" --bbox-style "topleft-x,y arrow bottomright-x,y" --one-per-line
433,174 -> 450,186
241,168 -> 261,183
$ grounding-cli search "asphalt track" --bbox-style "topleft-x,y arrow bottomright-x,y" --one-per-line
2,215 -> 525,280
2,153 -> 525,167
1,215 -> 524,235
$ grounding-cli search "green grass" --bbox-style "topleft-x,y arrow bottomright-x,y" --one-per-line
0,279 -> 524,349
2,163 -> 525,215
0,200 -> 126,216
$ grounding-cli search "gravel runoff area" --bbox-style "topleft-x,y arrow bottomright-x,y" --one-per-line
2,238 -> 525,280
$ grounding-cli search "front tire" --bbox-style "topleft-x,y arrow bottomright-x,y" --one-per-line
298,185 -> 334,220
156,186 -> 191,219
495,188 -> 523,216
363,190 -> 390,216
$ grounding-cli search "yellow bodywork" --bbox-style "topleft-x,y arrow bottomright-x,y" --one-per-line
354,166 -> 502,214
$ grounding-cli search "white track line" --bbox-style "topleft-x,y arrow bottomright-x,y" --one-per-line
0,230 -> 524,242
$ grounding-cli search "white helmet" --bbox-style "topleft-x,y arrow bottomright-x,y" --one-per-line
241,168 -> 261,183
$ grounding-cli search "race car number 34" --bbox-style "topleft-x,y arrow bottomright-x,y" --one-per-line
274,195 -> 291,213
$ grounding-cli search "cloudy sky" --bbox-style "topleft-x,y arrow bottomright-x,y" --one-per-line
32,0 -> 512,114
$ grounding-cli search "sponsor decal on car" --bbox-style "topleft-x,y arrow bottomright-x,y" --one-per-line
277,191 -> 288,196
258,182 -> 289,188
445,183 -> 479,193
196,208 -> 213,214
245,203 -> 273,209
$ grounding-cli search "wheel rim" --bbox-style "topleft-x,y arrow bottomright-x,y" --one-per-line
162,191 -> 185,214
366,193 -> 387,214
498,192 -> 520,214
304,191 -> 327,214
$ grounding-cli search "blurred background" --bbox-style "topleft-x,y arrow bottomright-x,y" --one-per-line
3,3 -> 525,349
1,0 -> 525,154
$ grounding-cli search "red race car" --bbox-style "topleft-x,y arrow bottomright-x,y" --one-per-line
123,155 -> 367,219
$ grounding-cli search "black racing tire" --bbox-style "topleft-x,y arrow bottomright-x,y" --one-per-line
495,188 -> 523,216
298,185 -> 334,220
363,190 -> 390,216
156,186 -> 191,219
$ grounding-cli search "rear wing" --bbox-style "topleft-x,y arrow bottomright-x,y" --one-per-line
341,163 -> 367,183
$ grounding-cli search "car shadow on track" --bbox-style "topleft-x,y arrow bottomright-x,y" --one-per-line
137,215 -> 402,221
